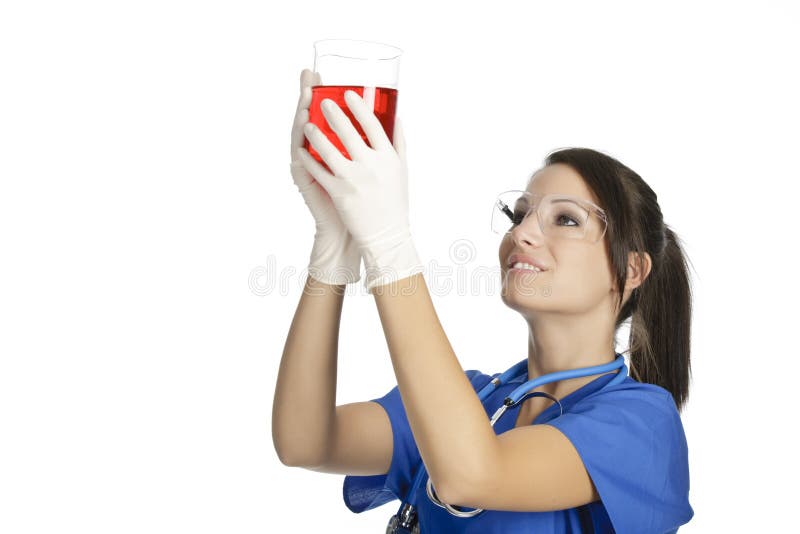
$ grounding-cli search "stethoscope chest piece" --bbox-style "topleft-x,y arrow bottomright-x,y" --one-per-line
386,503 -> 420,533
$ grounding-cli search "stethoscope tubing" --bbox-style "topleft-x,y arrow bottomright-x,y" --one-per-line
402,354 -> 628,518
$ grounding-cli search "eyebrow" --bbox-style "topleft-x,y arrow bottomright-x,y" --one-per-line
521,193 -> 590,205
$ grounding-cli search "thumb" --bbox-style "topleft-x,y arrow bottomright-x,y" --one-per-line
290,161 -> 313,189
393,117 -> 406,162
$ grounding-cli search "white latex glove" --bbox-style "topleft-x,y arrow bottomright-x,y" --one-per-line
297,89 -> 424,292
290,69 -> 361,285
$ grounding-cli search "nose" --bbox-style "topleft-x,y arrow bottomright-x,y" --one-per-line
508,211 -> 546,248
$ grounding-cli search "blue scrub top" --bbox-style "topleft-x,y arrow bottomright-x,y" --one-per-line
343,367 -> 694,533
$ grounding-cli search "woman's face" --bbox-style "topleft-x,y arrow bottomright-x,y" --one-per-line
498,163 -> 615,318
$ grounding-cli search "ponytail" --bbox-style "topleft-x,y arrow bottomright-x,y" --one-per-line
627,225 -> 693,412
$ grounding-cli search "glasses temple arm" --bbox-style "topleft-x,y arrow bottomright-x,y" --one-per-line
497,200 -> 515,221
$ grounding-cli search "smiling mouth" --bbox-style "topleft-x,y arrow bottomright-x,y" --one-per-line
508,262 -> 545,273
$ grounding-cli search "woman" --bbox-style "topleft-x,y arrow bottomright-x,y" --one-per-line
272,69 -> 695,533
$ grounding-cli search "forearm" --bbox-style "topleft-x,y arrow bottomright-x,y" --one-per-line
272,275 -> 346,466
371,274 -> 497,496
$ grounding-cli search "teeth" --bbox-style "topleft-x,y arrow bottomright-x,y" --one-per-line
512,262 -> 541,272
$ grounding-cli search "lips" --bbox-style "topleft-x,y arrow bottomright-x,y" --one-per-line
507,254 -> 548,272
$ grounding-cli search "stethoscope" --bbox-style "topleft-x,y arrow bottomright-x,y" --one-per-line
386,353 -> 628,534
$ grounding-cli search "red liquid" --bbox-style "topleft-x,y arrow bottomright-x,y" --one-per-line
304,85 -> 398,170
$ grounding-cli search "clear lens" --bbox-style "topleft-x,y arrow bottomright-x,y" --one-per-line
543,197 -> 590,240
491,191 -> 607,243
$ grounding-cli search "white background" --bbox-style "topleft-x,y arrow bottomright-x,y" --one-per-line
1,0 -> 798,532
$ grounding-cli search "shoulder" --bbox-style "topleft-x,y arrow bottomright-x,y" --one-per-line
576,376 -> 681,425
556,376 -> 687,446
546,375 -> 691,489
544,377 -> 694,531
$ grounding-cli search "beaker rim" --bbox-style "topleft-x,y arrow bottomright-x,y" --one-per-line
313,39 -> 403,61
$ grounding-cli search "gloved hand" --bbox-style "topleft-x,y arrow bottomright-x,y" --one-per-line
290,69 -> 361,285
297,89 -> 424,292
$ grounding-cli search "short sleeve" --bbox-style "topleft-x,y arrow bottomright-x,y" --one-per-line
543,384 -> 694,534
343,369 -> 494,513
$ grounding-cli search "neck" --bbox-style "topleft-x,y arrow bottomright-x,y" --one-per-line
524,305 -> 618,399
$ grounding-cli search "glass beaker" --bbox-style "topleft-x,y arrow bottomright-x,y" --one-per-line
304,39 -> 403,168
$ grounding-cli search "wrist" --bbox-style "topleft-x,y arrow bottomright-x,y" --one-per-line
308,230 -> 362,285
360,233 -> 424,292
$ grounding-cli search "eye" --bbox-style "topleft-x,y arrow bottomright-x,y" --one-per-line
556,213 -> 580,226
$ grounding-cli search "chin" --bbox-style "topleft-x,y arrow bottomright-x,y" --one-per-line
501,284 -> 548,310
501,270 -> 558,310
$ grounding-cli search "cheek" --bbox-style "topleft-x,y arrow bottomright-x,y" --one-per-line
552,249 -> 612,295
498,236 -> 512,265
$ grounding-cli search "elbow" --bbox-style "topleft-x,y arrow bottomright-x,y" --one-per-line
275,447 -> 302,468
273,439 -> 296,466
432,481 -> 458,507
274,445 -> 316,468
276,451 -> 318,468
434,451 -> 493,507
272,421 -> 331,468
432,468 -> 480,508
434,476 -> 472,509
274,440 -> 328,468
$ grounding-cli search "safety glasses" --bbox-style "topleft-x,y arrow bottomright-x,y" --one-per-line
491,190 -> 608,244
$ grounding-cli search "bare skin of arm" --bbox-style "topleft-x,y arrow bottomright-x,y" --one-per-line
274,274 -> 598,511
369,273 -> 599,510
271,276 -> 393,474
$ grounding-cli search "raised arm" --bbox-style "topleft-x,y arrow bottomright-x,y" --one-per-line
271,276 -> 394,475
271,277 -> 345,466
274,69 -> 398,474
370,275 -> 497,497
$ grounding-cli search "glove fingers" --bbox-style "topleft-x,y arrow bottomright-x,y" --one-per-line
343,90 -> 394,152
297,147 -> 342,198
303,122 -> 350,177
320,99 -> 369,160
291,163 -> 339,224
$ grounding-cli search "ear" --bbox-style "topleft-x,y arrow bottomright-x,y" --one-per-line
623,251 -> 652,294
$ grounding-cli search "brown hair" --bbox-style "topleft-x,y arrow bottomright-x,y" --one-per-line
544,148 -> 694,412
